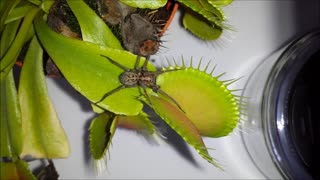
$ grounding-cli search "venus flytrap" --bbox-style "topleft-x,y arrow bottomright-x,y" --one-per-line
1,0 -> 240,178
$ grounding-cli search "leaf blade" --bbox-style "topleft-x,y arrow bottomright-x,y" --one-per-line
0,70 -> 22,158
19,36 -> 70,158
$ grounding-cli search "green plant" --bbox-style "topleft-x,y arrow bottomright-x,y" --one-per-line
0,0 -> 240,178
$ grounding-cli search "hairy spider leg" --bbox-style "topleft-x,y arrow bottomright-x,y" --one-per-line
135,55 -> 141,70
142,56 -> 150,71
134,55 -> 150,71
100,55 -> 150,72
100,55 -> 130,71
138,82 -> 154,107
143,84 -> 185,113
94,85 -> 126,104
138,78 -> 185,113
157,88 -> 185,113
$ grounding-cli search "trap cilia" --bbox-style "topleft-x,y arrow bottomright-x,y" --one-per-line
0,0 -> 240,178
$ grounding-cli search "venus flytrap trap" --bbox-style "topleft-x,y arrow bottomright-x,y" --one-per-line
176,0 -> 233,40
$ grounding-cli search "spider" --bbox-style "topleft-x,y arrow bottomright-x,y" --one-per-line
95,55 -> 185,113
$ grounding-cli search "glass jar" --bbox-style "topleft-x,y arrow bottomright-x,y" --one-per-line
241,30 -> 320,180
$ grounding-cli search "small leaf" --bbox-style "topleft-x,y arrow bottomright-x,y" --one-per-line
0,70 -> 22,158
89,111 -> 117,160
0,160 -> 36,180
66,0 -> 122,49
119,0 -> 167,9
148,94 -> 221,168
34,17 -> 155,116
183,11 -> 222,40
157,66 -> 240,137
19,36 -> 70,158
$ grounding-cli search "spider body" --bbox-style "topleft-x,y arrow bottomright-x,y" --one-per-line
120,70 -> 158,90
96,55 -> 184,113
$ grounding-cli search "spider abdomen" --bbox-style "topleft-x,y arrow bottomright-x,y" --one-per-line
140,72 -> 157,87
120,71 -> 139,86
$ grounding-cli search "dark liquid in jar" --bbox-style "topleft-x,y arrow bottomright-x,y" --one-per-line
288,50 -> 320,179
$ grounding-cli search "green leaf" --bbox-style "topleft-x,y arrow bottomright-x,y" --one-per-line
0,70 -> 23,158
39,0 -> 55,13
199,0 -> 225,20
66,0 -> 122,49
34,17 -> 155,116
4,3 -> 34,24
157,66 -> 239,137
183,11 -> 222,40
0,19 -> 21,59
19,36 -> 70,158
208,0 -> 233,6
0,6 -> 40,80
0,0 -> 20,32
0,160 -> 36,180
177,0 -> 224,27
89,111 -> 117,160
148,94 -> 221,168
28,0 -> 41,6
119,0 -> 167,9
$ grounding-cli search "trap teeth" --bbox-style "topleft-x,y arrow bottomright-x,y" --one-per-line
156,64 -> 240,137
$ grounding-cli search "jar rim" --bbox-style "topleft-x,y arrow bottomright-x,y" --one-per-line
262,29 -> 320,180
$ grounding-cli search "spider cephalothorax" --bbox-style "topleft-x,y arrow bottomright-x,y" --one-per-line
96,55 -> 184,112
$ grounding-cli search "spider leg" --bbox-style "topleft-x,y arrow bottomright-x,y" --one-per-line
154,68 -> 184,76
134,55 -> 141,70
94,85 -> 125,104
139,83 -> 154,107
157,88 -> 185,113
142,56 -> 150,71
100,55 -> 130,71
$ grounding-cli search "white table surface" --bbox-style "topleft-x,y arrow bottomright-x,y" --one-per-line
43,0 -> 320,179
